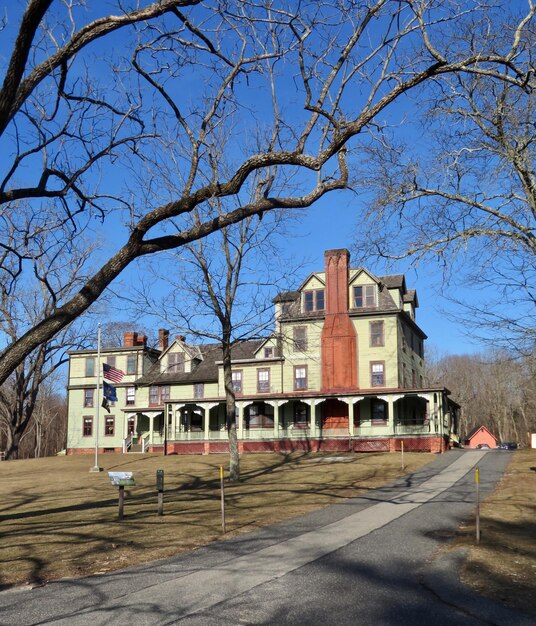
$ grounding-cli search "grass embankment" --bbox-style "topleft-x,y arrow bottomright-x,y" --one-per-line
450,448 -> 536,618
0,451 -> 432,588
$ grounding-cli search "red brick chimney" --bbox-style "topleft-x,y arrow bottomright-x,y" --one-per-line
123,332 -> 137,347
159,329 -> 169,351
321,249 -> 358,391
124,331 -> 147,347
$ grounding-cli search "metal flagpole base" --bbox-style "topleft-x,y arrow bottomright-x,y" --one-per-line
89,466 -> 103,472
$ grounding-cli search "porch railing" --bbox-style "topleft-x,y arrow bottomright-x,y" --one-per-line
123,433 -> 134,453
142,434 -> 150,452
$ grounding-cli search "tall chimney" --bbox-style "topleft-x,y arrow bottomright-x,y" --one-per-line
124,332 -> 137,347
321,249 -> 358,391
159,329 -> 169,351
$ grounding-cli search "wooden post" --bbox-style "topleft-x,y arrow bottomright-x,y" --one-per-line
118,485 -> 125,520
401,440 -> 405,470
157,469 -> 164,516
475,465 -> 480,544
220,465 -> 226,534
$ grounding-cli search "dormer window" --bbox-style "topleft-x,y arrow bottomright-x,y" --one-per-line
168,352 -> 185,373
353,284 -> 377,308
303,289 -> 324,312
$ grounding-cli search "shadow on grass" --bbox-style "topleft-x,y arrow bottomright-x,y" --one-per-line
0,451 -> 433,591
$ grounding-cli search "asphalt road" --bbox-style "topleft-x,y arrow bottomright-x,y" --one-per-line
1,449 -> 532,625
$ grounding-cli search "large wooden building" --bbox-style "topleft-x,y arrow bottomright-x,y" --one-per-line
66,249 -> 459,455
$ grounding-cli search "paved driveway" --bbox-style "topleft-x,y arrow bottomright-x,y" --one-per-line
0,450 -> 531,625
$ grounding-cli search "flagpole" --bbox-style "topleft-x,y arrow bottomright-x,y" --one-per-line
90,323 -> 103,472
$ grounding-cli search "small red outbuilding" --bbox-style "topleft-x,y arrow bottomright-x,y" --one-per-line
463,425 -> 498,449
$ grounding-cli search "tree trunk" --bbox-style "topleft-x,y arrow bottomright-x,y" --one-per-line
222,332 -> 240,481
5,426 -> 21,460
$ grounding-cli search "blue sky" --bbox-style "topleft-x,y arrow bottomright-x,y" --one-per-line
1,1 -> 524,359
278,192 -> 477,356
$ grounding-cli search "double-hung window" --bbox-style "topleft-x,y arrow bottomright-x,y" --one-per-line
168,352 -> 185,373
294,403 -> 309,427
293,326 -> 307,352
126,354 -> 137,375
232,370 -> 242,394
370,362 -> 385,387
257,369 -> 270,393
149,385 -> 169,406
85,357 -> 95,377
370,321 -> 384,347
294,366 -> 307,390
126,387 -> 136,406
104,416 -> 115,436
303,289 -> 325,313
371,400 -> 387,424
83,416 -> 93,436
194,383 -> 204,399
83,388 -> 94,407
354,284 -> 377,308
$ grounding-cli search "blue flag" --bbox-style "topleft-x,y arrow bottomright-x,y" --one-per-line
103,381 -> 118,402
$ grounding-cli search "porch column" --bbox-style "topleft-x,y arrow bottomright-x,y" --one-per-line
237,401 -> 244,440
149,415 -> 155,444
203,404 -> 210,440
310,400 -> 318,438
347,396 -> 364,435
175,404 -> 185,439
377,395 -> 396,436
348,400 -> 354,436
264,400 -> 279,439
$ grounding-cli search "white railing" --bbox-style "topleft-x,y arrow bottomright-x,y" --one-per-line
395,422 -> 431,435
173,431 -> 206,441
243,428 -> 276,439
123,433 -> 134,453
142,434 -> 150,452
209,430 -> 229,440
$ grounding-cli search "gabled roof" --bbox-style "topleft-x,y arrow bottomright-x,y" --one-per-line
348,267 -> 381,285
403,289 -> 419,308
158,336 -> 197,360
464,425 -> 498,442
381,274 -> 406,291
135,339 -> 265,386
296,272 -> 326,291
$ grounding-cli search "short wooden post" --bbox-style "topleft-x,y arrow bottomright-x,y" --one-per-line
401,440 -> 405,470
220,465 -> 226,534
475,465 -> 480,544
118,485 -> 125,520
157,469 -> 164,516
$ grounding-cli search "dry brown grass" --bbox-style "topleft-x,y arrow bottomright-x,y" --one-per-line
449,448 -> 536,618
0,450 -> 433,588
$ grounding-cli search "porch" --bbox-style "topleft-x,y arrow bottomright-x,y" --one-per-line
123,390 -> 449,452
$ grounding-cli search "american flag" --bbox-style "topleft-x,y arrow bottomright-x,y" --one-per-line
103,363 -> 124,383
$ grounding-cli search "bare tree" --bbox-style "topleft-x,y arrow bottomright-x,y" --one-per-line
0,212 -> 93,459
355,6 -> 536,352
0,0 -> 533,387
426,348 -> 534,444
135,192 -> 294,480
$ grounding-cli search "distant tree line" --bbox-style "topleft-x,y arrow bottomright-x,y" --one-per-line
426,350 -> 536,445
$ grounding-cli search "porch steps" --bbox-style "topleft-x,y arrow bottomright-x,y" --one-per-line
128,443 -> 143,453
